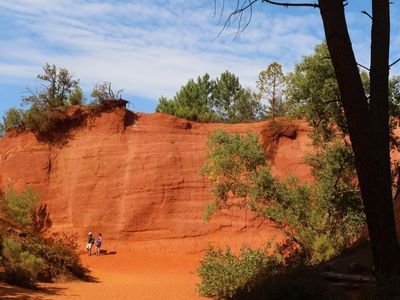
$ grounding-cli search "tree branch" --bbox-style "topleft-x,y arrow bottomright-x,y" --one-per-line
389,58 -> 400,68
215,0 -> 318,38
361,10 -> 373,20
357,62 -> 370,71
324,99 -> 340,104
262,0 -> 318,8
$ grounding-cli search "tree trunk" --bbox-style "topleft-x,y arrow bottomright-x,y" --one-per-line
319,0 -> 400,277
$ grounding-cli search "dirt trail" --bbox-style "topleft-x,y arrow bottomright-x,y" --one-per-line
55,250 -> 204,300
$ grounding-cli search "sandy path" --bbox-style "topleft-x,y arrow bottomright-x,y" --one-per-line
1,246 -> 206,300
1,232 -> 280,299
51,250 -> 205,300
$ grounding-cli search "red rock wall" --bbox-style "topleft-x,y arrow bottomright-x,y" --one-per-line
0,108 -> 313,249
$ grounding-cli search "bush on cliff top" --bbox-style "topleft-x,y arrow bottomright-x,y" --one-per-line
0,64 -> 129,140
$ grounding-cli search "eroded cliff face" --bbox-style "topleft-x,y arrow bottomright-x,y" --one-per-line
0,107 -> 314,250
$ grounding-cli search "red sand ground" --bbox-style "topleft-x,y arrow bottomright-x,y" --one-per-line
45,248 -> 205,300
0,249 -> 204,299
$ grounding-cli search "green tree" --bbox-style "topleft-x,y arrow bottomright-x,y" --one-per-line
202,129 -> 364,262
0,108 -> 25,134
69,86 -> 85,105
156,71 -> 264,123
1,237 -> 43,287
3,187 -> 39,227
91,82 -> 123,104
285,42 -> 345,142
390,75 -> 400,122
256,62 -> 286,121
156,74 -> 216,122
23,63 -> 82,109
211,71 -> 265,122
217,0 -> 399,278
18,64 -> 84,134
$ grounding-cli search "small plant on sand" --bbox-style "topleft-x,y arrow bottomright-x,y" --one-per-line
197,244 -> 282,298
25,235 -> 87,280
197,241 -> 313,299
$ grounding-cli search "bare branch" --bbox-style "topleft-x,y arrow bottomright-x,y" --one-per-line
389,58 -> 400,68
214,0 -> 318,39
324,99 -> 340,105
357,62 -> 370,71
361,10 -> 373,20
215,0 -> 259,39
262,0 -> 318,8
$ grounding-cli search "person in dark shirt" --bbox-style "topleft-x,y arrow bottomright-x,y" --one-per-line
86,232 -> 94,256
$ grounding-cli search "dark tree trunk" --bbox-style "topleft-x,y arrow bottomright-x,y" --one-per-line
319,0 -> 400,277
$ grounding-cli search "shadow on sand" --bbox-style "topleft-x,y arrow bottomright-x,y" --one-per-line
0,282 -> 66,300
99,249 -> 117,255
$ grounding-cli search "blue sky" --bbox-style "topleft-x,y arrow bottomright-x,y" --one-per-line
0,0 -> 399,117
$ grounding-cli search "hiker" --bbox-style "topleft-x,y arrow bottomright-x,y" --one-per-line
96,233 -> 103,256
86,232 -> 95,256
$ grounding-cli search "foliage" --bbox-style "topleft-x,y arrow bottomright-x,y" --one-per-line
211,71 -> 265,123
0,187 -> 87,284
156,71 -> 265,123
197,241 -> 309,299
156,73 -> 216,122
22,63 -> 82,109
285,42 -> 346,141
1,237 -> 43,287
22,104 -> 61,134
91,82 -> 123,104
201,129 -> 265,219
69,86 -> 85,105
201,129 -> 364,263
197,245 -> 283,298
25,235 -> 87,280
0,108 -> 25,133
390,76 -> 400,120
256,62 -> 286,120
2,187 -> 39,227
0,64 -> 84,135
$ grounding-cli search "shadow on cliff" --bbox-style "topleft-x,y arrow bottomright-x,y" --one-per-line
35,100 -> 137,147
260,118 -> 298,161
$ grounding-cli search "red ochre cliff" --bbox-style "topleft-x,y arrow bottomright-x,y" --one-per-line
0,106 -> 337,251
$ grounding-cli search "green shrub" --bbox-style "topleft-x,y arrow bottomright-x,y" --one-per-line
25,235 -> 87,279
1,237 -> 43,287
23,105 -> 66,134
0,108 -> 25,133
91,82 -> 123,104
202,129 -> 364,263
197,242 -> 307,299
3,187 -> 38,227
69,86 -> 85,105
